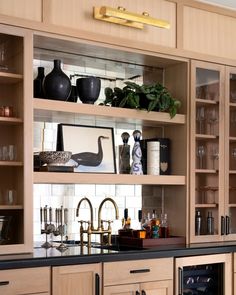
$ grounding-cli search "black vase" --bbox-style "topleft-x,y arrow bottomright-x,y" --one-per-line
76,76 -> 101,104
67,85 -> 78,103
34,67 -> 45,98
43,59 -> 71,101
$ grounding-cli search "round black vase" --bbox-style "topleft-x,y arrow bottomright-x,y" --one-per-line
34,67 -> 45,98
43,59 -> 71,101
76,76 -> 101,104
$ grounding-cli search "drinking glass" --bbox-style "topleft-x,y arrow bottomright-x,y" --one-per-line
196,145 -> 206,169
208,108 -> 218,135
210,146 -> 219,170
196,106 -> 205,134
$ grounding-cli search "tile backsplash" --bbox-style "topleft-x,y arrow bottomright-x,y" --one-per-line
33,57 -> 145,243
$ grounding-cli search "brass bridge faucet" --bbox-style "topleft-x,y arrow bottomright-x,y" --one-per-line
76,196 -> 119,248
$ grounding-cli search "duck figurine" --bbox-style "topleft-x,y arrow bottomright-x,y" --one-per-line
71,135 -> 109,167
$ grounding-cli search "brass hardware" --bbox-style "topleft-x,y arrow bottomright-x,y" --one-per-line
93,6 -> 170,30
76,197 -> 119,248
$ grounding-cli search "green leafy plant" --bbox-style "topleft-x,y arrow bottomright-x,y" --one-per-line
102,81 -> 181,118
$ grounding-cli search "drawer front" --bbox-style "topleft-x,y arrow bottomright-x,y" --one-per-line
103,258 -> 173,286
0,267 -> 50,295
44,0 -> 176,49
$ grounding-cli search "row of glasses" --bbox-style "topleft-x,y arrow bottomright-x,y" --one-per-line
196,145 -> 219,169
196,186 -> 218,204
196,106 -> 218,134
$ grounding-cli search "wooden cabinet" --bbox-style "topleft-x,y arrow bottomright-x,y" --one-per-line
52,263 -> 102,295
175,253 -> 232,295
0,266 -> 50,295
0,25 -> 33,254
104,258 -> 173,295
42,0 -> 176,49
0,0 -> 42,22
189,60 -> 236,243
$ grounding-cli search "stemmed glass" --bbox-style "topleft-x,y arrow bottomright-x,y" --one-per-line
210,146 -> 219,170
196,145 -> 206,169
196,106 -> 205,134
208,108 -> 218,135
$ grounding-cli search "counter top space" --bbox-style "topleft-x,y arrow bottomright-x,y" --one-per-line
1,241 -> 236,270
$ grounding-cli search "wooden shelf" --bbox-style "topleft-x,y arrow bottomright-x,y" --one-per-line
0,161 -> 23,166
228,204 -> 236,208
195,203 -> 217,208
229,170 -> 236,174
229,102 -> 236,108
0,205 -> 23,210
0,117 -> 23,125
0,71 -> 23,83
195,169 -> 217,174
33,98 -> 186,126
229,136 -> 236,142
196,98 -> 218,105
33,172 -> 186,185
196,134 -> 217,140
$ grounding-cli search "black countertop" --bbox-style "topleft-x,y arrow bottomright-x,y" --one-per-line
1,241 -> 236,270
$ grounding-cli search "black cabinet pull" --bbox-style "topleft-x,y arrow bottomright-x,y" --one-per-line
0,281 -> 9,286
226,215 -> 230,235
141,290 -> 146,295
130,269 -> 150,274
178,267 -> 183,295
221,216 -> 225,235
95,273 -> 100,295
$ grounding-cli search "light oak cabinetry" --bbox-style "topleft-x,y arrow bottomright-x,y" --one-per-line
0,25 -> 33,255
52,263 -> 102,295
103,258 -> 173,295
0,266 -> 50,295
190,60 -> 236,243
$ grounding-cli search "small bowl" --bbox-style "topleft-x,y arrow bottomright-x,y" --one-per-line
39,151 -> 72,166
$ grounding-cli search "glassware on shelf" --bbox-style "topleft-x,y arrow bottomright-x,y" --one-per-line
196,106 -> 206,134
210,146 -> 219,170
207,107 -> 218,135
196,145 -> 206,169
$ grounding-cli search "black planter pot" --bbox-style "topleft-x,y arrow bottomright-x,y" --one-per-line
76,76 -> 101,104
43,59 -> 71,101
34,67 -> 45,98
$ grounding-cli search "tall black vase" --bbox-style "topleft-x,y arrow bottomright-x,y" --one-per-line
43,59 -> 71,101
34,67 -> 45,98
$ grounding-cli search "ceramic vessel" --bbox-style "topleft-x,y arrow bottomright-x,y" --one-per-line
34,67 -> 45,98
43,59 -> 71,101
76,76 -> 101,104
39,151 -> 72,166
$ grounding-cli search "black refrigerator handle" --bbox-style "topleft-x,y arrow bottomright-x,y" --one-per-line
178,267 -> 183,295
221,216 -> 225,235
95,273 -> 100,295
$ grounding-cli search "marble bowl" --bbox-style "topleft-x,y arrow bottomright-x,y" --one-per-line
39,151 -> 72,166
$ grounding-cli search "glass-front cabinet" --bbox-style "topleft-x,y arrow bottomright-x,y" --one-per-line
190,60 -> 236,243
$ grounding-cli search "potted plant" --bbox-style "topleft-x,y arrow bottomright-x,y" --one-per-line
101,81 -> 181,118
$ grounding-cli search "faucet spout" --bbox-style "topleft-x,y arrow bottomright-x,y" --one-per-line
76,197 -> 94,230
98,197 -> 119,230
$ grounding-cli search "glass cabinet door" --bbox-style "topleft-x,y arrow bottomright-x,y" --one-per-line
190,61 -> 225,243
225,67 -> 236,239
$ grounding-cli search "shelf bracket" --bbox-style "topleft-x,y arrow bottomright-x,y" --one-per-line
93,6 -> 170,30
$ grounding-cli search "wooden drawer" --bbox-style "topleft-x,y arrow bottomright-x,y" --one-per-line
0,266 -> 50,295
103,258 -> 173,286
44,0 -> 176,49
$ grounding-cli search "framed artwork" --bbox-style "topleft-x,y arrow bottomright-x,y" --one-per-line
57,123 -> 116,173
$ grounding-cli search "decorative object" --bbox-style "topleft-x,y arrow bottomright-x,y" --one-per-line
102,81 -> 181,118
119,132 -> 130,174
43,59 -> 71,101
34,66 -> 45,98
39,151 -> 72,166
67,85 -> 78,103
57,124 -> 116,173
93,6 -> 170,30
147,141 -> 160,175
76,76 -> 101,104
131,130 -> 143,175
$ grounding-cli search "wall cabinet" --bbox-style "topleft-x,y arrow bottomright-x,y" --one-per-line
0,25 -> 33,254
190,60 -> 236,243
103,258 -> 173,295
52,263 -> 102,295
0,266 -> 50,295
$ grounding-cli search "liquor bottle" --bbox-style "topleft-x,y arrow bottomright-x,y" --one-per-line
160,213 -> 169,238
151,210 -> 160,238
207,211 -> 214,235
195,210 -> 202,235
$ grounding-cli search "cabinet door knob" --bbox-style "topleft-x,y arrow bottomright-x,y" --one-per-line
130,268 -> 150,274
178,267 -> 183,295
0,281 -> 9,286
226,215 -> 230,235
221,216 -> 225,235
95,273 -> 100,295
